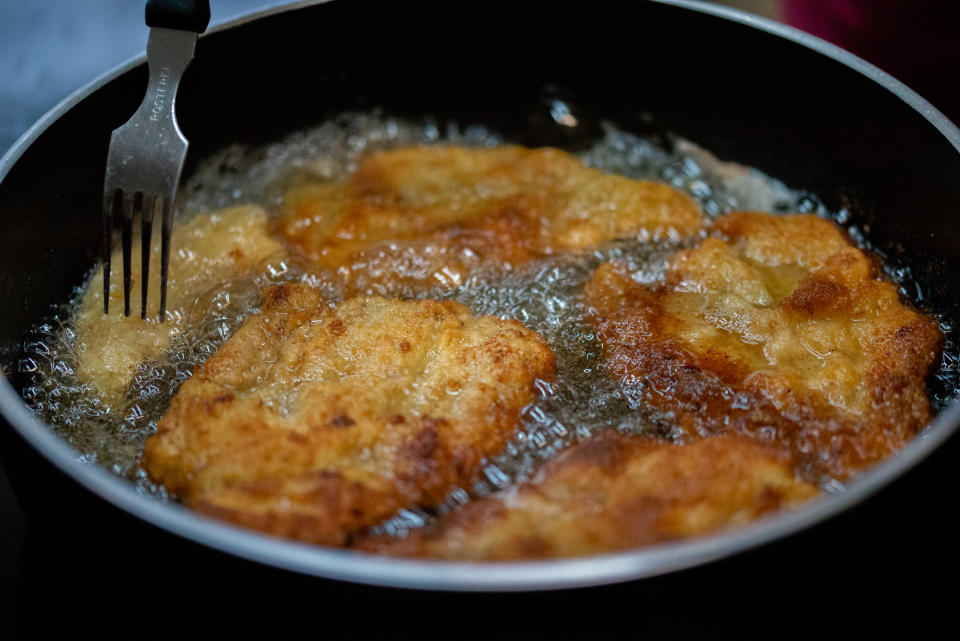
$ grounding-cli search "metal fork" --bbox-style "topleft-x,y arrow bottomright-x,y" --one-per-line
102,0 -> 210,319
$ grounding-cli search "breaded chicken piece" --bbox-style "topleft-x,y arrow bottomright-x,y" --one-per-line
356,433 -> 817,559
279,145 -> 704,295
584,213 -> 943,481
75,206 -> 284,402
142,282 -> 556,546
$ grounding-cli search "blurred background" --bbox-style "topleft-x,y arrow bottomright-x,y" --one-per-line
712,0 -> 960,123
2,1 -> 959,155
1,0 -> 958,634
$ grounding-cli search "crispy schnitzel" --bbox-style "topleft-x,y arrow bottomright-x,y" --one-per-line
584,212 -> 943,481
141,282 -> 556,545
75,205 -> 284,402
279,145 -> 705,295
356,433 -> 817,559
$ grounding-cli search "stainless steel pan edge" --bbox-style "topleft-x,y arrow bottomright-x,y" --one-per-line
2,0 -> 959,592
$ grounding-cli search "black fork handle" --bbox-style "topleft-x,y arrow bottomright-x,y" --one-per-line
145,0 -> 211,33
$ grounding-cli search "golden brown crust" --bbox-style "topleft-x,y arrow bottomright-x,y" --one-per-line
142,283 -> 557,545
278,145 -> 704,295
583,212 -> 943,481
355,433 -> 818,559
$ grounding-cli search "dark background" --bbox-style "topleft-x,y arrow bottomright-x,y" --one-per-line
2,1 -> 959,637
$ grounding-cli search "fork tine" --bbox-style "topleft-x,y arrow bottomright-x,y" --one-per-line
102,188 -> 120,314
120,191 -> 138,317
159,195 -> 174,321
141,194 -> 158,319
102,23 -> 202,320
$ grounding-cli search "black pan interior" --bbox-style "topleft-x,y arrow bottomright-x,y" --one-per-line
2,0 -> 959,351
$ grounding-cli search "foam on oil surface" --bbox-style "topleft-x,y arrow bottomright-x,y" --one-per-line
14,111 -> 959,525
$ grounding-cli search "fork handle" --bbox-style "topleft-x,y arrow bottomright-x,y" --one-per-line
145,0 -> 211,33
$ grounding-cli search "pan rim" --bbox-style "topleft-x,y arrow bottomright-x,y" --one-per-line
2,0 -> 959,592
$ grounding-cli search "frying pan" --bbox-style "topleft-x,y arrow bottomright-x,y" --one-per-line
1,0 -> 959,600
